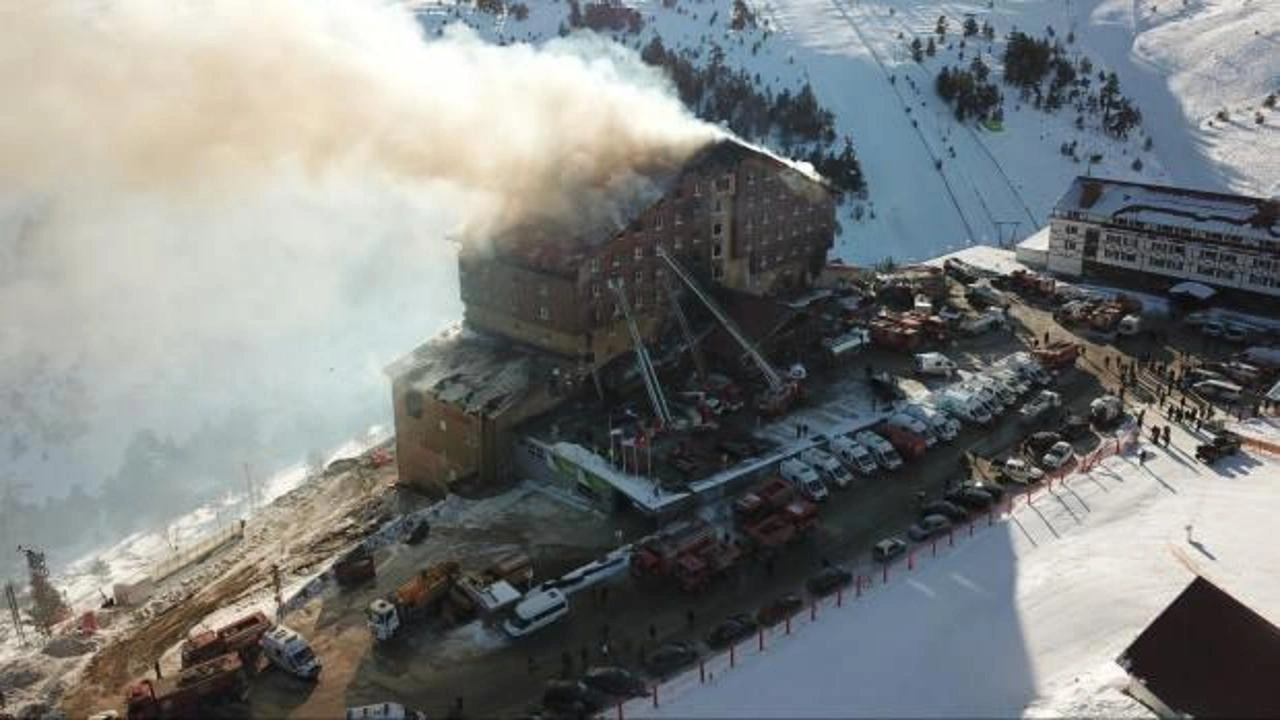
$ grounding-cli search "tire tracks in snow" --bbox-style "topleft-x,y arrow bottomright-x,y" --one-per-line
823,0 -> 980,243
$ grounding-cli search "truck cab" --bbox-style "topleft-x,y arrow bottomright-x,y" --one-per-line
799,448 -> 852,489
779,459 -> 829,502
261,625 -> 321,680
829,435 -> 878,475
366,599 -> 400,642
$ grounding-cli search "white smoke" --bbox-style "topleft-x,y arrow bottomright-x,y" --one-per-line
0,0 -> 720,505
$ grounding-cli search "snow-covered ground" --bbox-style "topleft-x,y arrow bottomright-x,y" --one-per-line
620,418 -> 1280,717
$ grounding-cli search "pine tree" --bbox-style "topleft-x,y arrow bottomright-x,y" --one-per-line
20,546 -> 68,635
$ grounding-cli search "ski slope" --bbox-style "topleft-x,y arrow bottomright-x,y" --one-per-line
410,0 -> 1276,264
621,419 -> 1280,717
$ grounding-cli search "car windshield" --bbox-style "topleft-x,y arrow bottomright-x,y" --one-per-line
291,646 -> 315,664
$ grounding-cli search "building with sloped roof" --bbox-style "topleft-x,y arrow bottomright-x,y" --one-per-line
1116,576 -> 1280,718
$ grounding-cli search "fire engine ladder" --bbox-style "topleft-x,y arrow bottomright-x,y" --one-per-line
656,247 -> 783,392
608,279 -> 673,427
662,272 -> 706,381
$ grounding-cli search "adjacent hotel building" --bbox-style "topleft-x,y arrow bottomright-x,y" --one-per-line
1043,177 -> 1280,301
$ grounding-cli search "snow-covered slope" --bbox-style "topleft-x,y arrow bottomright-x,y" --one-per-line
409,0 -> 1275,262
619,419 -> 1280,717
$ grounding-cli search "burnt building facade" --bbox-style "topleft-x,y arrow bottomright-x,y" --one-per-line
389,139 -> 836,492
458,139 -> 837,366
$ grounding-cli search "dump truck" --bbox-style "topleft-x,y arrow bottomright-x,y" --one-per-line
1033,341 -> 1079,371
126,653 -> 248,720
367,561 -> 461,641
630,521 -> 741,592
333,545 -> 376,587
446,552 -> 534,621
732,479 -> 818,552
180,611 -> 272,669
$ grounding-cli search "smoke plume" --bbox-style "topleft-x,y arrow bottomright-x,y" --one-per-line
0,0 -> 719,516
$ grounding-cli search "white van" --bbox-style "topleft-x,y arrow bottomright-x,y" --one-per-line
261,625 -> 321,680
936,389 -> 992,425
829,435 -> 878,475
503,588 -> 569,638
780,458 -> 829,502
914,352 -> 958,377
345,703 -> 427,720
1193,379 -> 1243,402
1000,352 -> 1052,387
800,448 -> 853,489
903,404 -> 959,442
854,431 -> 904,471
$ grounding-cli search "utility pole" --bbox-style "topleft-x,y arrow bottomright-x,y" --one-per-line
243,462 -> 257,516
5,582 -> 27,647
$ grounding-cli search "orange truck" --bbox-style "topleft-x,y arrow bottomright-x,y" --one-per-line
1033,341 -> 1080,370
180,611 -> 272,669
733,479 -> 818,552
126,653 -> 248,720
366,561 -> 461,641
631,521 -> 741,592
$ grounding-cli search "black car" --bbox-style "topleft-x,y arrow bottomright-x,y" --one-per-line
965,482 -> 1004,501
805,566 -> 853,597
643,642 -> 698,676
581,667 -> 647,698
543,680 -> 607,715
756,594 -> 805,626
946,486 -> 996,510
920,500 -> 968,522
1022,431 -> 1063,457
1059,414 -> 1092,441
707,614 -> 758,649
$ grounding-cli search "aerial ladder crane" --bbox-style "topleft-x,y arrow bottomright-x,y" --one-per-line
662,272 -> 707,382
655,247 -> 801,416
608,278 -> 674,429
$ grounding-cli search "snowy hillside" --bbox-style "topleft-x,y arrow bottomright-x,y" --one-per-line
409,0 -> 1277,263
618,419 -> 1280,718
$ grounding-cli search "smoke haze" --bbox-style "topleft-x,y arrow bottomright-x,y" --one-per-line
0,0 -> 718,530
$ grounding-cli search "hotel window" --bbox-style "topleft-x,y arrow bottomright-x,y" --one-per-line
634,269 -> 644,283
589,258 -> 600,274
712,243 -> 723,258
634,246 -> 644,261
654,214 -> 663,230
713,223 -> 723,237
538,306 -> 549,320
591,283 -> 601,298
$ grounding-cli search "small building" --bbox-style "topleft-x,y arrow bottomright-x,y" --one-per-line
1116,576 -> 1280,718
1045,176 -> 1280,306
1014,226 -> 1049,270
384,326 -> 572,493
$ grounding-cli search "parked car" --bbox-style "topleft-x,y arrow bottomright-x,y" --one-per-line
964,481 -> 1005,501
756,594 -> 805,626
907,514 -> 953,541
872,537 -> 908,563
946,486 -> 996,510
1040,441 -> 1075,470
1058,415 -> 1092,441
805,566 -> 853,596
643,642 -> 698,676
1002,458 -> 1045,485
581,667 -> 647,698
542,680 -> 608,715
707,614 -> 758,649
1019,390 -> 1061,423
1023,431 -> 1064,457
920,499 -> 967,521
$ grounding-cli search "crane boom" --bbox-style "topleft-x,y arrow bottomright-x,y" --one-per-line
608,279 -> 673,427
662,273 -> 706,381
656,247 -> 783,390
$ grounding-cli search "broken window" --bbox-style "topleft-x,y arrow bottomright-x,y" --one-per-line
405,390 -> 424,419
712,243 -> 723,258
713,223 -> 723,237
